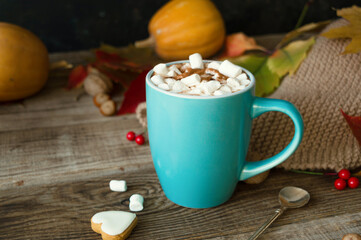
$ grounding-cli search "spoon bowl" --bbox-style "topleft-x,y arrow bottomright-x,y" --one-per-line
279,186 -> 310,208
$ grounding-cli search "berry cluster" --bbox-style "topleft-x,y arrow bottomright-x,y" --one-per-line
334,169 -> 359,190
126,131 -> 145,145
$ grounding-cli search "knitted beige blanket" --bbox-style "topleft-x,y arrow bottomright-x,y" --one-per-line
139,20 -> 361,171
248,19 -> 361,170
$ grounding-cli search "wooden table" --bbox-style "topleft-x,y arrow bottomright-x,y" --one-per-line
1,39 -> 361,239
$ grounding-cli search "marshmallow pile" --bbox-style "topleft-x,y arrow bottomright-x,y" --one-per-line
150,53 -> 251,96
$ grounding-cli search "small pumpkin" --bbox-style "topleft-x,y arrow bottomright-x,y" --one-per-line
0,22 -> 49,102
136,0 -> 225,60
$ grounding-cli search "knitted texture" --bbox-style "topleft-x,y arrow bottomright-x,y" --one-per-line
248,19 -> 361,170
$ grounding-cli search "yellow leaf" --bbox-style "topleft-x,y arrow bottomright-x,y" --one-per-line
321,5 -> 361,54
268,37 -> 315,77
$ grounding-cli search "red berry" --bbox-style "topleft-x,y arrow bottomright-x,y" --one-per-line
347,177 -> 359,189
135,135 -> 145,145
338,169 -> 351,180
334,178 -> 347,190
126,131 -> 136,141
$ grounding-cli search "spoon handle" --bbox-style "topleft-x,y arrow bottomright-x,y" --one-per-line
248,207 -> 286,240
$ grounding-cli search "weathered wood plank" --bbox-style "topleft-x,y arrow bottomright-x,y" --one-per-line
0,119 -> 151,190
1,170 -> 360,239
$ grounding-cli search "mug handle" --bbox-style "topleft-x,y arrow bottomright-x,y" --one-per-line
239,97 -> 304,181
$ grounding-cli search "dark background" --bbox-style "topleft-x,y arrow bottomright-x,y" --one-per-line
0,0 -> 360,52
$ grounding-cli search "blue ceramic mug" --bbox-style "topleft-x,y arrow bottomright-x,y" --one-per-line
146,60 -> 303,208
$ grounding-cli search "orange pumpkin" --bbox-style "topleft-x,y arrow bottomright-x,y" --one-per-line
136,0 -> 225,60
0,22 -> 49,102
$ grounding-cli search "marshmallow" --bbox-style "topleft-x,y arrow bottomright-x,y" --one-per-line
240,78 -> 251,86
213,90 -> 226,96
181,63 -> 191,70
158,83 -> 170,90
208,61 -> 220,70
169,65 -> 181,75
236,73 -> 248,81
172,81 -> 189,92
219,60 -> 242,78
189,53 -> 204,69
165,78 -> 176,88
167,70 -> 176,77
150,75 -> 164,85
211,73 -> 220,80
200,80 -> 221,95
181,74 -> 201,87
129,194 -> 144,212
153,63 -> 168,76
187,88 -> 202,95
220,85 -> 232,93
205,69 -> 220,80
109,180 -> 127,192
227,77 -> 242,91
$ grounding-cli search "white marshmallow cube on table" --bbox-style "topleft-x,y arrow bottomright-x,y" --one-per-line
129,194 -> 144,212
109,180 -> 127,192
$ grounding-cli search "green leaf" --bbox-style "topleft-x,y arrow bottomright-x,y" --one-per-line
230,54 -> 279,97
268,37 -> 315,77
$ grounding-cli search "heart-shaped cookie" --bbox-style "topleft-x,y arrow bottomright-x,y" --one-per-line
91,211 -> 137,240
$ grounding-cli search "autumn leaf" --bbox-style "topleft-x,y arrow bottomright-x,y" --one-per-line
66,65 -> 88,90
276,20 -> 330,49
321,5 -> 361,54
117,68 -> 150,115
231,54 -> 279,96
268,37 -> 315,76
228,37 -> 315,96
341,109 -> 361,146
219,32 -> 266,58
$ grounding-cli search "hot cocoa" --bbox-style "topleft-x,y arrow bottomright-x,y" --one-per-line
150,53 -> 251,96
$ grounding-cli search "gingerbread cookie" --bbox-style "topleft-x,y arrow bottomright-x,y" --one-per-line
91,211 -> 137,240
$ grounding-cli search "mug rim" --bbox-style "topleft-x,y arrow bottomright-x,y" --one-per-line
146,60 -> 255,99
